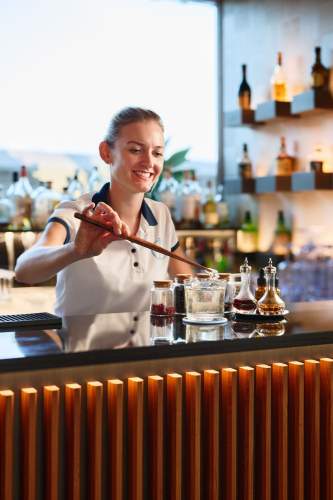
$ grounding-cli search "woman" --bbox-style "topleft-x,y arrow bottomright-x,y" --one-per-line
15,107 -> 192,315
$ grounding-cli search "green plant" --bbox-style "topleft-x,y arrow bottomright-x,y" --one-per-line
149,144 -> 190,199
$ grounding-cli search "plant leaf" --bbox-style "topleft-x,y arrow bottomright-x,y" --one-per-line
164,148 -> 190,168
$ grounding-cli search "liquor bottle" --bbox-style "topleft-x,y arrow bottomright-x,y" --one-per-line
270,51 -> 287,102
10,165 -> 33,230
309,144 -> 324,173
157,167 -> 179,220
311,46 -> 329,91
238,64 -> 251,110
202,180 -> 219,228
271,210 -> 291,256
67,171 -> 84,200
237,210 -> 258,253
87,166 -> 103,193
233,258 -> 257,313
257,258 -> 285,315
215,184 -> 229,227
276,137 -> 294,175
238,143 -> 252,179
178,171 -> 200,229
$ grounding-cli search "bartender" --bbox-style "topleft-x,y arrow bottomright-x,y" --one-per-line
15,107 -> 192,315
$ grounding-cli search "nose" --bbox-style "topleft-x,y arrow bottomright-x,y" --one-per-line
142,149 -> 154,169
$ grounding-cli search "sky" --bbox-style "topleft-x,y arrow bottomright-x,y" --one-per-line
0,0 -> 217,162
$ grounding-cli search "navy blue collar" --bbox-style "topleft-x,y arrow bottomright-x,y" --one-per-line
92,182 -> 158,226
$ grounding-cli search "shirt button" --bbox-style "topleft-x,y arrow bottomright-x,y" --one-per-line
130,329 -> 135,335
131,248 -> 136,253
133,262 -> 139,267
133,316 -> 138,321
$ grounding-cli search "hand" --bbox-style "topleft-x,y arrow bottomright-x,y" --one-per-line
73,202 -> 130,259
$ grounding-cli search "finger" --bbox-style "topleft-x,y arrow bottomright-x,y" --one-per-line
111,214 -> 123,236
121,222 -> 130,237
82,203 -> 95,216
94,202 -> 113,215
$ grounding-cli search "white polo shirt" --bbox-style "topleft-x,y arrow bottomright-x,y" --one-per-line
49,183 -> 179,316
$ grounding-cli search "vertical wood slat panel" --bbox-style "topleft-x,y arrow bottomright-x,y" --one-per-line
221,367 -> 237,500
288,361 -> 304,500
20,388 -> 37,500
0,390 -> 14,500
202,369 -> 220,500
255,364 -> 271,500
271,363 -> 288,500
148,376 -> 164,500
87,381 -> 103,500
65,383 -> 82,500
238,366 -> 254,500
185,371 -> 201,500
43,386 -> 60,500
107,379 -> 124,500
320,358 -> 333,500
304,360 -> 320,500
166,373 -> 182,500
128,377 -> 144,500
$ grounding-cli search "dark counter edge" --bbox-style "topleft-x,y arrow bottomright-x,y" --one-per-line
1,329 -> 333,373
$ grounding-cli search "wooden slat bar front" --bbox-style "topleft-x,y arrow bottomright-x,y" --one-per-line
221,367 -> 237,500
127,377 -> 144,500
166,373 -> 182,500
238,366 -> 254,500
185,371 -> 201,500
255,364 -> 271,500
304,360 -> 320,500
65,383 -> 82,500
0,390 -> 14,500
320,358 -> 333,500
87,381 -> 103,500
107,379 -> 124,500
202,369 -> 220,500
43,385 -> 60,500
288,361 -> 304,500
20,388 -> 37,500
271,363 -> 288,500
147,375 -> 164,500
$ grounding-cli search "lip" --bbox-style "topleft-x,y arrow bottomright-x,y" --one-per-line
132,170 -> 154,179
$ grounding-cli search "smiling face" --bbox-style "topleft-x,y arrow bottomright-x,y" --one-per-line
103,120 -> 164,194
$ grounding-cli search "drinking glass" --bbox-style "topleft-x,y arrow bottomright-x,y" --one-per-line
185,278 -> 227,322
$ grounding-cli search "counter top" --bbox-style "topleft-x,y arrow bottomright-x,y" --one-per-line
1,301 -> 333,373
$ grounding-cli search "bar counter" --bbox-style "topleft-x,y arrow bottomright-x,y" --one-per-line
0,301 -> 332,499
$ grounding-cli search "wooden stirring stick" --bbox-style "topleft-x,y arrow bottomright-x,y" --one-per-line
74,212 -> 212,272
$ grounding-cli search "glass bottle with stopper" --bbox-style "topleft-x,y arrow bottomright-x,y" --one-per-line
257,259 -> 285,315
233,258 -> 257,314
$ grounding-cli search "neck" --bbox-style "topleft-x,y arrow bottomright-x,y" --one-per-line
109,180 -> 145,233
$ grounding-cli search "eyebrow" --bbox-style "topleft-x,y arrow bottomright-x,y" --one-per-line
127,140 -> 164,149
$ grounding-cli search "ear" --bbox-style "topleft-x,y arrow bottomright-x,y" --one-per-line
99,141 -> 113,164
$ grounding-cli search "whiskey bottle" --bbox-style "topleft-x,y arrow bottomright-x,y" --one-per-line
271,210 -> 291,256
238,64 -> 251,110
238,143 -> 252,179
202,180 -> 219,228
276,137 -> 294,175
237,210 -> 258,253
270,52 -> 287,102
311,46 -> 329,91
257,259 -> 285,315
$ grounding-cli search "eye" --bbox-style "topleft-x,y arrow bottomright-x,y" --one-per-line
129,148 -> 142,154
153,151 -> 164,158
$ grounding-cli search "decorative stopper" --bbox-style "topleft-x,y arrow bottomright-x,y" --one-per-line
264,258 -> 276,275
240,257 -> 251,273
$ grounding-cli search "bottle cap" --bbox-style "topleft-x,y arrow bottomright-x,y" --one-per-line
264,258 -> 276,275
240,257 -> 251,273
218,273 -> 230,281
195,273 -> 210,280
257,268 -> 266,286
175,274 -> 192,283
153,280 -> 173,288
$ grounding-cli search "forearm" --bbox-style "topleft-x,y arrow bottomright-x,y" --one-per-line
15,243 -> 79,284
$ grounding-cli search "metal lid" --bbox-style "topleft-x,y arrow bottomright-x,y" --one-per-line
264,258 -> 276,275
240,257 -> 251,273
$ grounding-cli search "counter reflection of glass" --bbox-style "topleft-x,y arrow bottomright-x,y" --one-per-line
185,278 -> 226,321
230,321 -> 257,338
150,315 -> 174,345
256,321 -> 286,337
186,323 -> 226,343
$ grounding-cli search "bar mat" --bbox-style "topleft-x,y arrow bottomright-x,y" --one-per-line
0,312 -> 62,330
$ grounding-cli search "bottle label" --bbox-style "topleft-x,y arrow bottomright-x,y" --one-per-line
312,73 -> 325,88
276,158 -> 293,175
239,93 -> 251,110
204,212 -> 219,226
272,83 -> 287,101
239,163 -> 252,179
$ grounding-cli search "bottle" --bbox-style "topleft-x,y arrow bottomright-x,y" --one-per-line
156,168 -> 178,220
87,166 -> 103,193
61,186 -> 71,202
238,64 -> 251,110
271,210 -> 291,256
0,185 -> 14,229
173,274 -> 192,315
215,184 -> 229,227
309,145 -> 325,173
255,268 -> 267,301
10,165 -> 33,230
150,280 -> 175,316
276,137 -> 294,175
270,51 -> 287,102
233,258 -> 257,313
6,172 -> 19,197
257,258 -> 286,315
311,46 -> 329,91
178,171 -> 200,229
202,180 -> 219,228
67,171 -> 84,200
32,181 -> 49,228
238,143 -> 252,179
237,210 -> 258,253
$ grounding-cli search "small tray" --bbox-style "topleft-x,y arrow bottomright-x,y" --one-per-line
182,317 -> 228,326
232,310 -> 289,322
